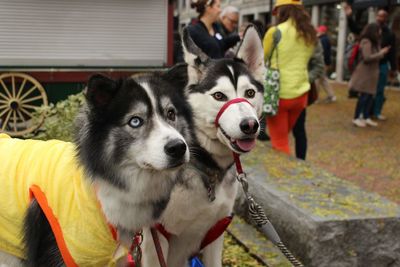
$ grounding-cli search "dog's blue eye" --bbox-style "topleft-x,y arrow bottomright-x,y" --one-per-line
128,117 -> 143,128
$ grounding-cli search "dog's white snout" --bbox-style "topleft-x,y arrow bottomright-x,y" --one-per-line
240,118 -> 259,135
164,139 -> 187,159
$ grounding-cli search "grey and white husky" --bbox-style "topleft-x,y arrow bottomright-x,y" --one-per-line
0,72 -> 192,266
142,26 -> 265,267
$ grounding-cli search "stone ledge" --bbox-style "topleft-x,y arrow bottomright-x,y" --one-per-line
227,216 -> 292,267
234,144 -> 400,267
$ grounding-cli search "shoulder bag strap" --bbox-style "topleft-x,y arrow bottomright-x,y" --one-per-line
267,28 -> 282,68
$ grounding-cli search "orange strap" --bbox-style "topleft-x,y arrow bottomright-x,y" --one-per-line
29,185 -> 78,267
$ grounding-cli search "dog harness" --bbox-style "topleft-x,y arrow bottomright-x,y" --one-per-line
155,214 -> 233,253
0,134 -> 126,267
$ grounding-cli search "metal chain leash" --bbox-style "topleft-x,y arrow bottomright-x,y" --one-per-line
130,231 -> 143,267
214,100 -> 304,266
236,172 -> 304,267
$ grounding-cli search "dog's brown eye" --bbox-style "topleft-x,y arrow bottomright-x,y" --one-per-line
167,109 -> 176,121
212,92 -> 227,101
245,89 -> 255,98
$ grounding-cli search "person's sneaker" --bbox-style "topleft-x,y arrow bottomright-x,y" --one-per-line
365,118 -> 378,127
322,96 -> 337,103
328,95 -> 337,102
376,115 -> 387,121
257,131 -> 270,141
352,118 -> 366,127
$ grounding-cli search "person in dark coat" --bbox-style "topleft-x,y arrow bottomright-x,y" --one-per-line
188,0 -> 240,59
350,23 -> 390,128
215,5 -> 239,38
345,4 -> 397,119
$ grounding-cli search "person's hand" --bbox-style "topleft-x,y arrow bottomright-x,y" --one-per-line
380,46 -> 391,55
343,3 -> 352,17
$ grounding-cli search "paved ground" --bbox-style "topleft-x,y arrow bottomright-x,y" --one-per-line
305,83 -> 400,204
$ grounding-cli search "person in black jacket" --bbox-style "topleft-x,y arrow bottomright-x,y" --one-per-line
215,6 -> 239,39
344,4 -> 397,120
188,0 -> 240,59
214,5 -> 241,57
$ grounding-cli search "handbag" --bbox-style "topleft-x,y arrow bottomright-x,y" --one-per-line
263,29 -> 281,116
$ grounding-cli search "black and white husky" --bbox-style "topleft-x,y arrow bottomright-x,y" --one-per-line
0,72 -> 192,266
142,26 -> 265,267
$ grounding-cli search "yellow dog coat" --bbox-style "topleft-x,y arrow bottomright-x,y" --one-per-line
0,134 -> 125,267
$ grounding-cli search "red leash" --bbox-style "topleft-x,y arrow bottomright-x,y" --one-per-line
218,99 -> 304,267
150,227 -> 167,267
232,152 -> 244,174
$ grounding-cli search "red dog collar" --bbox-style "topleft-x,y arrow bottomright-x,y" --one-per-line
214,98 -> 252,128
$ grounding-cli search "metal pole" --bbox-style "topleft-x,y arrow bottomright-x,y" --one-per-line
311,5 -> 319,27
269,0 -> 274,23
336,2 -> 347,82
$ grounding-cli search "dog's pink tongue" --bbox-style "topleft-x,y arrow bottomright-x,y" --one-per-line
236,139 -> 256,152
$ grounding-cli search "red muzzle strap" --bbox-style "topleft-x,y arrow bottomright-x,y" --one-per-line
214,98 -> 252,128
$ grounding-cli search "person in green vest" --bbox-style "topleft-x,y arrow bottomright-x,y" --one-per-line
263,0 -> 317,155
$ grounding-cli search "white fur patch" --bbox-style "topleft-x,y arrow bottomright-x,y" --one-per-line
0,251 -> 21,267
227,65 -> 234,77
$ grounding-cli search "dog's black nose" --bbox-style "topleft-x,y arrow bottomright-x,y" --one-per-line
240,118 -> 259,134
164,139 -> 187,159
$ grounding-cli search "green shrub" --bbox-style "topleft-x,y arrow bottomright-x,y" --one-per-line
25,93 -> 85,142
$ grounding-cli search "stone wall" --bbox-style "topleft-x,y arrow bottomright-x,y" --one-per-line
234,145 -> 400,266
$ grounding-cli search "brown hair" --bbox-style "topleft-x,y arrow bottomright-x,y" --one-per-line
277,5 -> 317,46
360,23 -> 380,49
191,0 -> 214,18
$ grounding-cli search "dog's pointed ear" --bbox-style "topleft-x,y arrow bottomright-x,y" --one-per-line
86,74 -> 118,109
181,27 -> 209,84
236,25 -> 265,83
163,63 -> 189,94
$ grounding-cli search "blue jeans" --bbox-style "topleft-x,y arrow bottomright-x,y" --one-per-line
373,63 -> 389,116
355,93 -> 374,119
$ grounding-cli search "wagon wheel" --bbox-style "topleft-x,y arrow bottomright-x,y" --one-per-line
0,73 -> 48,137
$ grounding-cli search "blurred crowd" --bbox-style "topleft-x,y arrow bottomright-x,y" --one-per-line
175,0 -> 398,160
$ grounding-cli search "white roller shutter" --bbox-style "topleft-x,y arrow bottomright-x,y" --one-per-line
0,0 -> 168,67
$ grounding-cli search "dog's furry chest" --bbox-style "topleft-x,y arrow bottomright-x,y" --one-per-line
160,166 -> 238,236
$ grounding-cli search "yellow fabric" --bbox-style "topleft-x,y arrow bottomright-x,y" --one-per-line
274,0 -> 302,8
263,19 -> 314,99
0,134 -> 121,266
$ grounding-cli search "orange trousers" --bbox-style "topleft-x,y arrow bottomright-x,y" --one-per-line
267,93 -> 308,155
